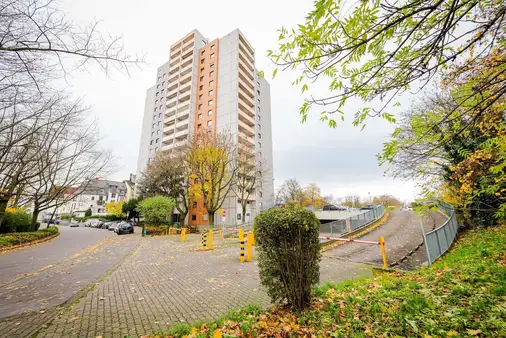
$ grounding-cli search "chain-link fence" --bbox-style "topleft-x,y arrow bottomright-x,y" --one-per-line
319,204 -> 385,236
422,201 -> 458,265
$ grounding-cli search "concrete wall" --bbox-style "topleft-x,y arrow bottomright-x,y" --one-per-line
135,86 -> 156,185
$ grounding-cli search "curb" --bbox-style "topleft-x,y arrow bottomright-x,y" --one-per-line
0,232 -> 60,253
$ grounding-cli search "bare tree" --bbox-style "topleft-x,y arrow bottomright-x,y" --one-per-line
0,0 -> 143,106
276,178 -> 304,205
13,98 -> 113,229
232,148 -> 269,224
137,147 -> 194,227
188,131 -> 238,226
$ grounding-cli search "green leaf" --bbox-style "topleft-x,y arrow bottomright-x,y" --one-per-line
272,69 -> 278,79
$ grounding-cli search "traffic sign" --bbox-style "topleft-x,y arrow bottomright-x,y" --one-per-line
222,210 -> 227,217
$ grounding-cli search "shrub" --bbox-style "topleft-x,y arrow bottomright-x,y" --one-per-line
84,208 -> 92,217
0,226 -> 59,248
0,207 -> 32,233
254,205 -> 321,310
137,196 -> 176,225
145,225 -> 170,236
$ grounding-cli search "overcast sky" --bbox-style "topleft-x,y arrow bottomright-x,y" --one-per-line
58,0 -> 418,202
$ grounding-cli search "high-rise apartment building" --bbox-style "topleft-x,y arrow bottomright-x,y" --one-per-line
136,29 -> 274,226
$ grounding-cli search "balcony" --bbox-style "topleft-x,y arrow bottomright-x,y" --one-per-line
179,83 -> 191,94
238,54 -> 254,75
166,107 -> 176,118
238,108 -> 254,126
239,35 -> 254,61
179,92 -> 191,104
179,72 -> 192,85
163,133 -> 174,143
238,133 -> 254,147
181,57 -> 193,69
175,128 -> 188,140
239,81 -> 255,99
166,87 -> 178,99
166,97 -> 177,109
167,82 -> 178,92
239,44 -> 254,65
177,104 -> 190,114
238,66 -> 254,90
182,33 -> 194,45
168,72 -> 179,84
182,41 -> 194,53
164,116 -> 176,127
239,90 -> 254,107
238,119 -> 254,137
181,49 -> 193,61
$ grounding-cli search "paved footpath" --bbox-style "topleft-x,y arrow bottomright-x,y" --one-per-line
32,235 -> 372,338
0,226 -> 141,337
323,210 -> 448,267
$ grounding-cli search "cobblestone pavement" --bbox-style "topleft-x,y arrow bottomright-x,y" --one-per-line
0,229 -> 141,337
0,226 -> 116,285
323,210 -> 449,267
31,234 -> 372,338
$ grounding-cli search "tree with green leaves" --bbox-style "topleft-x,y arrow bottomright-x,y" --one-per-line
137,196 -> 176,226
268,0 -> 505,128
122,197 -> 142,223
84,208 -> 92,217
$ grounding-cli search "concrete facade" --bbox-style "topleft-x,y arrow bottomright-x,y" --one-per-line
135,29 -> 274,226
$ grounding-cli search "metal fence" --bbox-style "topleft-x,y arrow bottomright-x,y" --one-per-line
422,200 -> 458,265
320,204 -> 385,236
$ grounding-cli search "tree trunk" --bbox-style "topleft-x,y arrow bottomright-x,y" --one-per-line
209,212 -> 215,227
242,203 -> 247,224
31,209 -> 40,231
0,198 -> 9,232
180,212 -> 187,227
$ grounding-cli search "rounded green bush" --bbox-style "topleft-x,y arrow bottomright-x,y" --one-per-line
254,205 -> 321,310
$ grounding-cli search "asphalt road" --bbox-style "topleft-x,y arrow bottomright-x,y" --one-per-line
0,225 -> 141,318
323,210 -> 448,267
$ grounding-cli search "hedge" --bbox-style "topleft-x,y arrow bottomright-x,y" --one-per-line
0,226 -> 59,249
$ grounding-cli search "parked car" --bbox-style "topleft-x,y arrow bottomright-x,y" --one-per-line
101,222 -> 112,229
323,204 -> 347,211
116,222 -> 134,235
109,222 -> 120,232
70,222 -> 79,227
360,205 -> 376,211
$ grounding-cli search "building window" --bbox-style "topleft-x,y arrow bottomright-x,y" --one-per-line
257,81 -> 260,86
192,214 -> 197,221
210,53 -> 215,59
162,81 -> 165,86
258,115 -> 261,121
157,84 -> 160,89
148,157 -> 151,163
257,99 -> 260,104
257,107 -> 260,112
91,196 -> 95,201
161,89 -> 165,94
207,110 -> 212,116
156,138 -> 159,143
207,120 -> 212,127
155,147 -> 158,152
258,133 -> 261,139
259,191 -> 263,197
211,44 -> 215,50
153,115 -> 156,120
152,123 -> 155,128
198,104 -> 203,111
197,123 -> 202,129
208,99 -> 213,106
157,130 -> 160,135
158,76 -> 161,81
209,80 -> 214,86
200,67 -> 204,72
154,107 -> 157,112
257,90 -> 260,95
156,92 -> 159,96
237,213 -> 241,220
201,50 -> 205,56
193,202 -> 197,208
163,74 -> 166,78
155,99 -> 158,104
201,59 -> 204,64
258,124 -> 261,130
158,113 -> 162,118
209,71 -> 214,77
209,90 -> 213,96
151,132 -> 154,137
157,121 -> 161,126
150,140 -> 153,145
258,142 -> 261,148
200,76 -> 204,82
210,62 -> 214,68
199,94 -> 203,100
198,113 -> 202,119
199,85 -> 203,90
111,193 -> 116,198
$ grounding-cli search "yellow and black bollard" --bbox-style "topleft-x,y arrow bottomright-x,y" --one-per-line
208,230 -> 213,250
219,228 -> 223,240
379,236 -> 387,269
180,228 -> 187,241
201,232 -> 207,250
246,232 -> 253,261
239,229 -> 245,263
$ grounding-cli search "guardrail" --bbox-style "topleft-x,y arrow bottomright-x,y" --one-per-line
320,204 -> 385,236
422,200 -> 458,265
